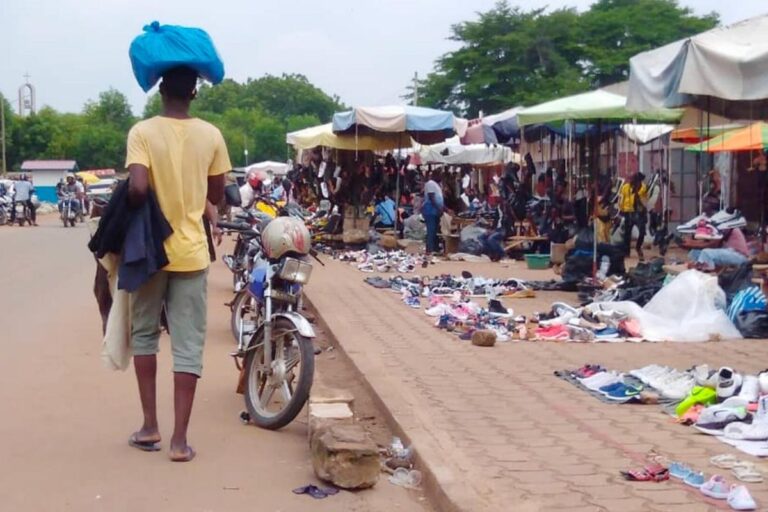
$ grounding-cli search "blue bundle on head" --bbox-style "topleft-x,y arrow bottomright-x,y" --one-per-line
129,21 -> 225,92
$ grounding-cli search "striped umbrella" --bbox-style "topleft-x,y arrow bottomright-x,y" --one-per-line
686,122 -> 768,152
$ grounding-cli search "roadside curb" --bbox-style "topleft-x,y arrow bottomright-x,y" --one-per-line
305,291 -> 486,512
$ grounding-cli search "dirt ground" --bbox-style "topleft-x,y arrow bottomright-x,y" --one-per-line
0,216 -> 428,512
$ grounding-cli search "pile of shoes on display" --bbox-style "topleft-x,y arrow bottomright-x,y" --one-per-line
533,303 -> 645,343
337,250 -> 437,273
633,365 -> 768,456
363,273 -> 533,342
364,272 -> 534,298
677,208 -> 747,241
619,450 -> 760,510
555,364 -> 646,403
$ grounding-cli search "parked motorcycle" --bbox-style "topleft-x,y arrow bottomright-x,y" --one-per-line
14,201 -> 32,226
60,193 -> 79,227
0,194 -> 11,226
223,216 -> 319,430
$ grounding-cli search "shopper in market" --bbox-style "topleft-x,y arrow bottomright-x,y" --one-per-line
618,171 -> 648,261
372,192 -> 396,229
422,170 -> 444,254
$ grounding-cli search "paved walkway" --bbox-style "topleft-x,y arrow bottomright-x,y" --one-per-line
305,259 -> 768,512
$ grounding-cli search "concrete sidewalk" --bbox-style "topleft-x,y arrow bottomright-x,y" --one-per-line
305,259 -> 768,512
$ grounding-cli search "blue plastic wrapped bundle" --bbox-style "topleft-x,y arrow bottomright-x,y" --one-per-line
129,21 -> 225,92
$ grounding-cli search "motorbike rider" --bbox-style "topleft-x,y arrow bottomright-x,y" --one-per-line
11,174 -> 37,226
239,172 -> 264,209
58,174 -> 82,217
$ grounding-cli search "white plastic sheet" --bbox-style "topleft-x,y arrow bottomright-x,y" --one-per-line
593,270 -> 741,342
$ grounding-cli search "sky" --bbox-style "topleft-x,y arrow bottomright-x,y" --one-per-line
0,0 -> 766,116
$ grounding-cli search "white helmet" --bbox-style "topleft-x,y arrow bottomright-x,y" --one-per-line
261,216 -> 311,260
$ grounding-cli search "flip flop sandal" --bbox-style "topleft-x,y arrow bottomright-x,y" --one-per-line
169,446 -> 196,463
732,462 -> 764,483
292,485 -> 340,499
620,466 -> 669,482
710,454 -> 740,469
128,433 -> 161,452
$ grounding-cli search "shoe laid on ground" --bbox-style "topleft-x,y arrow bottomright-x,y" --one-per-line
660,376 -> 696,400
683,470 -> 705,488
580,372 -> 621,391
404,296 -> 421,309
738,375 -> 760,403
488,299 -> 513,319
536,324 -> 570,340
603,382 -> 643,400
629,364 -> 665,381
567,325 -> 596,342
717,367 -> 743,401
724,420 -> 768,441
728,484 -> 757,510
699,475 -> 730,500
676,386 -> 718,417
695,402 -> 749,432
594,327 -> 620,340
670,462 -> 692,480
692,364 -> 718,388
758,371 -> 768,395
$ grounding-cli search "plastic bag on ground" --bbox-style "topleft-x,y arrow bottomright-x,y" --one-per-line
458,225 -> 487,255
734,310 -> 768,338
592,270 -> 741,342
129,21 -> 225,92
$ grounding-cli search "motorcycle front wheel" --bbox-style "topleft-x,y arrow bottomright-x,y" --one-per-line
230,290 -> 260,343
243,317 -> 314,430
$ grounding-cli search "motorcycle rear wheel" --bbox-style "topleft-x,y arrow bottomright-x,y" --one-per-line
243,317 -> 314,430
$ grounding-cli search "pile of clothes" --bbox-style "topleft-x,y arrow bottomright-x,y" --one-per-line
677,208 -> 747,241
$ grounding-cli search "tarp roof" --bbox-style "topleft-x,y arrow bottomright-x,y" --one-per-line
516,90 -> 683,127
626,15 -> 768,118
285,123 -> 404,151
21,160 -> 78,171
417,142 -> 519,166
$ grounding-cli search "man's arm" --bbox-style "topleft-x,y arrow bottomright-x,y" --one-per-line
207,174 -> 225,206
128,164 -> 149,207
204,199 -> 222,246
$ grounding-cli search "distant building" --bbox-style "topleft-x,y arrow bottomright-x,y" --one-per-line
20,160 -> 78,203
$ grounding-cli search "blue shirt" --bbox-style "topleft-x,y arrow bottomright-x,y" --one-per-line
374,198 -> 396,226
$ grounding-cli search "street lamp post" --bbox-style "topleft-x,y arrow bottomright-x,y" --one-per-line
1,98 -> 6,175
244,149 -> 249,167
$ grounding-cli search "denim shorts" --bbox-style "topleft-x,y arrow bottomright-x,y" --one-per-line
130,269 -> 208,377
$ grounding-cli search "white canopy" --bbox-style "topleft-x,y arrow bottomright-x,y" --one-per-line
621,124 -> 676,145
245,161 -> 289,176
418,142 -> 519,166
627,15 -> 768,117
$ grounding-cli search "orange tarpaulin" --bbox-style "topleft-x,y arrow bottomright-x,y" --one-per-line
686,122 -> 768,153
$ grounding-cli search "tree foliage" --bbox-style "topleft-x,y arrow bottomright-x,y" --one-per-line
3,74 -> 343,172
414,0 -> 719,116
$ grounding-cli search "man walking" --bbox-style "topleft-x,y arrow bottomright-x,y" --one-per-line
125,66 -> 231,462
618,172 -> 648,261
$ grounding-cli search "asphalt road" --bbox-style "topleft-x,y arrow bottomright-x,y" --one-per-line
0,216 -> 424,512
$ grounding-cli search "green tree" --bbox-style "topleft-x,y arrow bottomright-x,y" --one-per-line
580,0 -> 718,86
83,88 -> 135,132
416,0 -> 719,117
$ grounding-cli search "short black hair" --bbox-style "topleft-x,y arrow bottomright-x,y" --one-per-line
159,66 -> 198,101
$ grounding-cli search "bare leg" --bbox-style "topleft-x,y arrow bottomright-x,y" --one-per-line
133,355 -> 160,442
170,372 -> 198,461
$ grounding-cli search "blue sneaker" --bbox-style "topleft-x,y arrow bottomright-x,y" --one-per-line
683,470 -> 705,488
598,382 -> 625,394
595,327 -> 620,340
605,383 -> 643,401
669,462 -> 692,480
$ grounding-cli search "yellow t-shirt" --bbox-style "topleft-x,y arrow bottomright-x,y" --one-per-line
125,116 -> 232,272
618,182 -> 648,213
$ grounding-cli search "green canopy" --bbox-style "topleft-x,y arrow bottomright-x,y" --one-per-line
516,89 -> 684,127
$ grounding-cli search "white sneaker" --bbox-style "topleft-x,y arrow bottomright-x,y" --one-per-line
629,364 -> 664,380
717,367 -> 743,400
660,376 -> 696,400
581,372 -> 622,391
727,484 -> 757,510
738,375 -> 760,403
759,371 -> 768,395
425,303 -> 452,317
